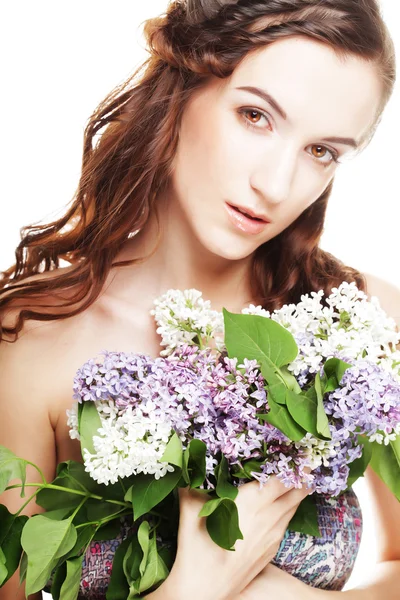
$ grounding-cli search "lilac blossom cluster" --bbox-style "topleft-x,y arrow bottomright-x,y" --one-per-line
69,342 -> 400,496
325,359 -> 400,445
70,344 -> 316,489
67,283 -> 400,496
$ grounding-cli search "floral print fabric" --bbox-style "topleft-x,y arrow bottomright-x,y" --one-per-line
271,487 -> 362,590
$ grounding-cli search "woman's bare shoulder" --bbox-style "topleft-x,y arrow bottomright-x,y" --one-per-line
0,263 -> 147,410
0,267 -> 111,422
363,272 -> 400,328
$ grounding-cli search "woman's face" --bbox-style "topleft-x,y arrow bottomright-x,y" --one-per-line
169,36 -> 382,261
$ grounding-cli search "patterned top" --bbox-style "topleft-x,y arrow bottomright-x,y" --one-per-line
74,487 -> 362,598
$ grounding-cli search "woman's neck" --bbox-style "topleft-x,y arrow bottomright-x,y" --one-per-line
107,196 -> 257,314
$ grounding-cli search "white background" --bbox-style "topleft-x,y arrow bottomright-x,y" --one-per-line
0,1 -> 399,596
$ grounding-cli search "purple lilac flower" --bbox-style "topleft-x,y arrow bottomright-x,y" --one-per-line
325,359 -> 400,442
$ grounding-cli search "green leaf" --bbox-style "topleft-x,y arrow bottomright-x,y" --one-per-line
347,436 -> 372,488
160,432 -> 183,469
231,468 -> 247,479
93,519 -> 122,541
37,460 -> 125,517
0,505 -> 28,584
313,375 -> 332,440
37,461 -> 93,513
127,587 -> 141,600
198,497 -> 226,518
182,449 -> 190,485
64,525 -> 95,560
267,381 -> 288,405
215,455 -> 238,501
258,395 -> 306,442
288,495 -> 321,537
280,366 -> 302,393
0,548 -> 7,586
183,439 -> 207,489
58,556 -> 83,600
201,498 -> 243,551
234,459 -> 264,480
223,310 -> 301,419
323,358 -> 352,386
223,309 -> 298,368
138,521 -> 150,577
138,533 -> 169,593
369,436 -> 400,500
58,461 -> 124,500
50,562 -> 67,600
105,537 -> 132,600
21,515 -> 77,595
322,375 -> 338,394
78,401 -> 102,456
41,507 -> 75,521
124,468 -> 182,521
19,551 -> 27,584
123,535 -> 142,589
0,446 -> 27,497
84,499 -> 122,522
158,545 -> 175,572
285,389 -> 320,438
36,479 -> 84,513
339,310 -> 351,328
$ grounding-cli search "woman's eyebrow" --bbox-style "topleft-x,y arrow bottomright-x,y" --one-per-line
235,85 -> 360,149
320,136 -> 359,149
235,85 -> 288,120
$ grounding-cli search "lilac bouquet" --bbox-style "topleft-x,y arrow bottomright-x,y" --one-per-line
1,283 -> 400,599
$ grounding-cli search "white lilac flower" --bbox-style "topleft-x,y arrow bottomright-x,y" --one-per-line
244,282 -> 400,381
150,289 -> 224,356
82,407 -> 175,485
294,433 -> 341,470
241,304 -> 271,319
66,403 -> 80,440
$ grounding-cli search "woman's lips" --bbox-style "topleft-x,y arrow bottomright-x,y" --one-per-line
224,202 -> 270,235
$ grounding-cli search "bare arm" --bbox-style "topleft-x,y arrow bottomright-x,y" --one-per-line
0,325 -> 57,600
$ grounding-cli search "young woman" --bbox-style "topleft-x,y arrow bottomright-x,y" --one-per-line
1,0 -> 399,598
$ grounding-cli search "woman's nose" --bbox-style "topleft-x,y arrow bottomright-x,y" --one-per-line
249,143 -> 297,205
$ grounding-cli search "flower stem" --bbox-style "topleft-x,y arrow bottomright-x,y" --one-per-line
75,508 -> 131,529
14,490 -> 40,517
25,460 -> 47,484
5,483 -> 130,508
71,496 -> 88,519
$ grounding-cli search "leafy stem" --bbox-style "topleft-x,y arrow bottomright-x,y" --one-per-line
25,460 -> 47,485
6,483 -> 131,509
71,496 -> 88,520
75,508 -> 132,529
14,490 -> 40,518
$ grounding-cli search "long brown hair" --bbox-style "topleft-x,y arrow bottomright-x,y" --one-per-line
0,0 -> 396,342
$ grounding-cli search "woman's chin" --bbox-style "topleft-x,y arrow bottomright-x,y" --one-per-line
199,233 -> 261,262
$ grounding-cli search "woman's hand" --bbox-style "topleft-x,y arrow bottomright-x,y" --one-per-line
155,477 -> 311,600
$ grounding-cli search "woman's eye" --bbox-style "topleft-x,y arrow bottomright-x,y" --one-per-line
238,108 -> 340,168
239,108 -> 272,131
307,144 -> 339,167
